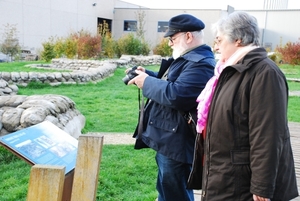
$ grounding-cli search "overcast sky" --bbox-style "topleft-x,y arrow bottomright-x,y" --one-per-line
121,0 -> 300,10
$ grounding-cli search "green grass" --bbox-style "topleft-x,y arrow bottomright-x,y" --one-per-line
288,96 -> 300,122
0,62 -> 299,200
0,64 -> 159,201
288,81 -> 300,91
97,145 -> 157,201
17,67 -> 159,133
0,61 -> 69,72
0,145 -> 158,201
279,64 -> 300,79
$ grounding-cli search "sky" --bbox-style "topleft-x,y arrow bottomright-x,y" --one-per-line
121,0 -> 300,10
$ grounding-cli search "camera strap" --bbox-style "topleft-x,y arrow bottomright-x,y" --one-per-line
137,88 -> 145,137
136,65 -> 170,137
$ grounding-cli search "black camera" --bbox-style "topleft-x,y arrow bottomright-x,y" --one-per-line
122,66 -> 138,85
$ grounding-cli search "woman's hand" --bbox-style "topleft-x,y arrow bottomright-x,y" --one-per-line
253,194 -> 270,201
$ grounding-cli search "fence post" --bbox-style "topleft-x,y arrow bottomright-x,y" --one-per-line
71,135 -> 104,201
26,165 -> 65,201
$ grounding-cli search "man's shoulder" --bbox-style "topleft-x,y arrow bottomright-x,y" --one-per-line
184,45 -> 214,62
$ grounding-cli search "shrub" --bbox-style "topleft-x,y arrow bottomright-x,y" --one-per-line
98,21 -> 116,58
115,33 -> 150,57
40,30 -> 101,61
0,23 -> 21,61
64,36 -> 77,59
53,37 -> 65,58
276,39 -> 300,65
268,53 -> 277,62
153,38 -> 172,57
101,32 -> 116,58
75,31 -> 102,59
41,38 -> 55,62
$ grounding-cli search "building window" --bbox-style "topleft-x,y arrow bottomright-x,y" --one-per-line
157,21 -> 168,32
124,20 -> 137,31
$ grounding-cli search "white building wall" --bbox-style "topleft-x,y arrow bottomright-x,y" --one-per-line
113,8 -> 300,51
247,10 -> 300,50
113,8 -> 224,49
0,0 -> 115,52
0,0 -> 298,55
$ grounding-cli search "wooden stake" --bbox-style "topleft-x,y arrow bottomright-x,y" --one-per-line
71,135 -> 104,201
27,165 -> 65,201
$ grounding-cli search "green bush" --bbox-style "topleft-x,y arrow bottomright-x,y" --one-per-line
101,32 -> 116,58
41,38 -> 55,62
40,30 -> 101,61
115,33 -> 150,57
53,37 -> 65,58
64,36 -> 77,59
268,53 -> 277,62
153,38 -> 172,57
98,20 -> 116,58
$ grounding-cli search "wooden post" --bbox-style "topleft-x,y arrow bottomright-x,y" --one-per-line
71,135 -> 104,201
27,165 -> 65,201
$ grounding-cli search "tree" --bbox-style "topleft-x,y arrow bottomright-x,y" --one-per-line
135,9 -> 146,40
0,23 -> 20,61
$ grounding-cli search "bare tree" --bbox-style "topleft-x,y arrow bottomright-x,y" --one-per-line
135,9 -> 146,40
0,23 -> 20,61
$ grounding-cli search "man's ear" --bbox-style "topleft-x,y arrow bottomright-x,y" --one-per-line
186,32 -> 193,43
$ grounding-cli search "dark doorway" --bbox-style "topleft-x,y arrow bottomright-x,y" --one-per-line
98,18 -> 112,34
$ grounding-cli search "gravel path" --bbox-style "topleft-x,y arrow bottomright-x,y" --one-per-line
86,132 -> 135,145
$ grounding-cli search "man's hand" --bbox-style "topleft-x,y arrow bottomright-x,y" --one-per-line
127,70 -> 148,89
125,66 -> 145,74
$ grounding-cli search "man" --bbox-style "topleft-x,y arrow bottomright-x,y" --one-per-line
128,14 -> 215,201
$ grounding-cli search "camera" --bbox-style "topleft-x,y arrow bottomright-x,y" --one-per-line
122,66 -> 138,85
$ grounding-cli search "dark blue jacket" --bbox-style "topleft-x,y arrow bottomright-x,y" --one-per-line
134,44 -> 215,164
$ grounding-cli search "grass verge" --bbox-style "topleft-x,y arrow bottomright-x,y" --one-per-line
0,62 -> 299,200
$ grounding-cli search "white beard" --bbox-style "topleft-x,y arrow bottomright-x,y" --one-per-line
172,49 -> 181,59
172,41 -> 188,59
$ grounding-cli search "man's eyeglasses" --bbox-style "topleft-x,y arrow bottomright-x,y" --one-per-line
168,32 -> 186,43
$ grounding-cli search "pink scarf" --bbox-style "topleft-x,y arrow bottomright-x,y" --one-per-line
196,45 -> 258,133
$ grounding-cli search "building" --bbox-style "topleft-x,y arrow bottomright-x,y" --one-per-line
0,0 -> 299,55
263,0 -> 288,9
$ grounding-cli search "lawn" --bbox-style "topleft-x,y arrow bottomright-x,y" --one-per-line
0,62 -> 299,200
0,64 -> 160,201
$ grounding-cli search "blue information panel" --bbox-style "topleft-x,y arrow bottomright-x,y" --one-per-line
0,121 -> 78,174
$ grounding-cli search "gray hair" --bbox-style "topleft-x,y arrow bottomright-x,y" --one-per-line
191,30 -> 204,43
213,11 -> 260,46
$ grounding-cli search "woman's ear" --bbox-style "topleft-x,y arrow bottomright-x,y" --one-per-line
235,39 -> 242,46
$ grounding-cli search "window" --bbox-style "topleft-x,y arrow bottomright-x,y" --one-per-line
124,20 -> 137,31
157,21 -> 168,33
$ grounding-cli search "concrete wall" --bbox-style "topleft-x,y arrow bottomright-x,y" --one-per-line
0,0 -> 299,54
113,8 -> 225,48
0,0 -> 115,53
113,8 -> 300,51
247,10 -> 300,50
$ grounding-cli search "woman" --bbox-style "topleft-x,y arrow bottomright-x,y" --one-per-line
190,11 -> 298,201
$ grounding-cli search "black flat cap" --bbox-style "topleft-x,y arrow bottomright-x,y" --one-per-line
164,14 -> 205,37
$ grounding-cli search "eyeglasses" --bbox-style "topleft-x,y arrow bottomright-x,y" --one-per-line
214,37 -> 222,45
168,32 -> 186,43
